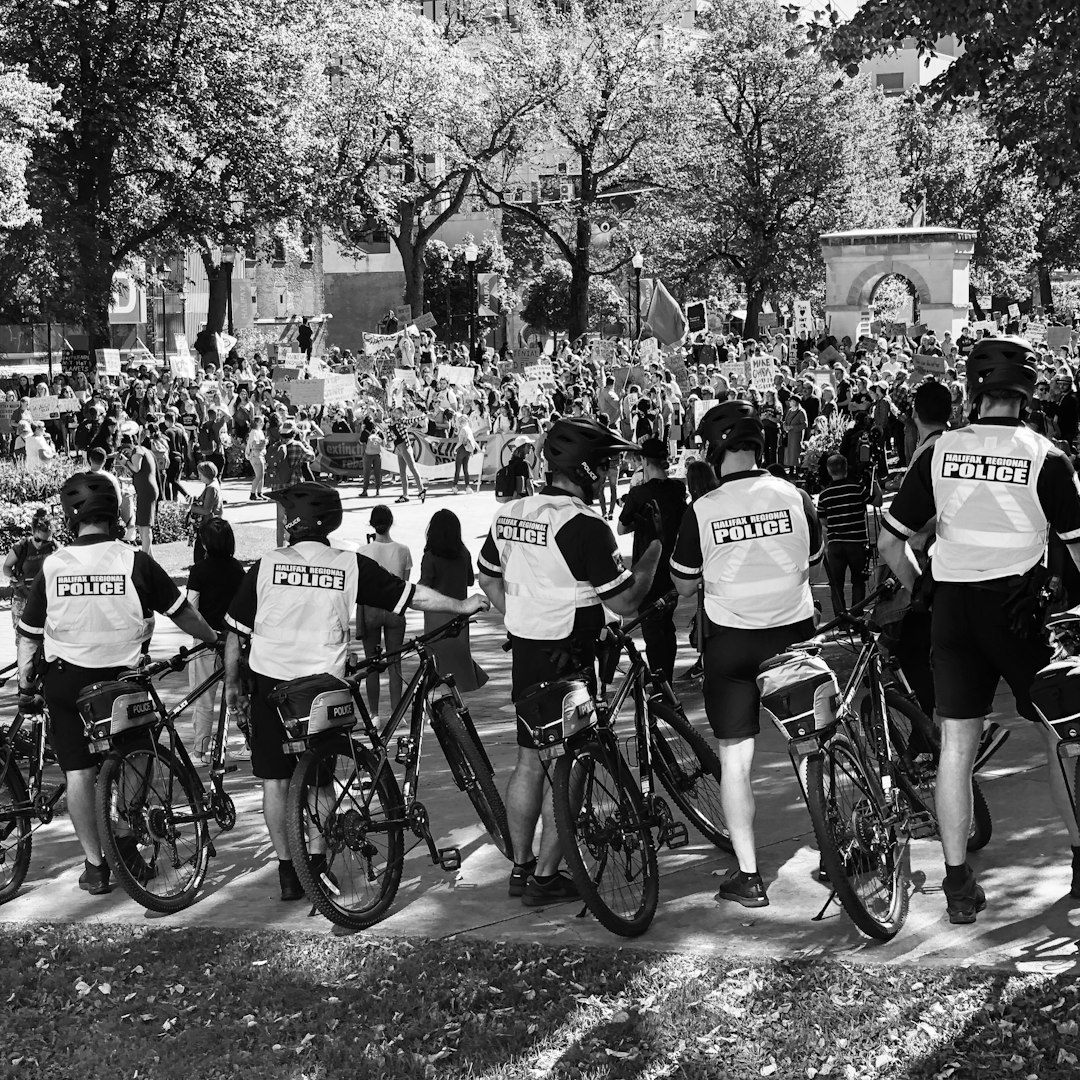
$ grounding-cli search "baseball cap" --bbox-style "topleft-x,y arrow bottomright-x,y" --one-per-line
639,437 -> 668,461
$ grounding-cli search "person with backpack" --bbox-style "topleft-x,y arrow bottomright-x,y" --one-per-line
495,437 -> 534,504
3,510 -> 58,640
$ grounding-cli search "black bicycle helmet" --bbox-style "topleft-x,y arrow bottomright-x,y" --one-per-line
59,471 -> 119,527
543,417 -> 641,487
697,401 -> 765,465
267,482 -> 343,536
966,336 -> 1038,404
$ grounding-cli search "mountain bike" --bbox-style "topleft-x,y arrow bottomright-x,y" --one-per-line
520,594 -> 721,938
90,642 -> 243,913
282,614 -> 512,930
761,580 -> 991,941
0,667 -> 64,904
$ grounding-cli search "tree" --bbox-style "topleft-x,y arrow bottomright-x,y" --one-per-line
519,261 -> 624,336
638,0 -> 903,337
805,1 -> 1080,187
478,0 -> 687,341
0,66 -> 56,232
0,0 -> 329,345
422,234 -> 512,343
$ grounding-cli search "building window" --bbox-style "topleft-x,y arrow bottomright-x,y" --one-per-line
876,72 -> 905,96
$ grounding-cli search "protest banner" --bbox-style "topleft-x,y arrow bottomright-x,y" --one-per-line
1047,326 -> 1073,350
437,365 -> 476,389
913,353 -> 947,377
411,311 -> 437,332
363,331 -> 401,355
95,348 -> 122,375
977,295 -> 991,312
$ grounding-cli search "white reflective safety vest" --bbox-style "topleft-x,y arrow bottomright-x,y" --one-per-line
930,423 -> 1050,583
490,493 -> 602,640
43,542 -> 153,668
249,543 -> 359,680
694,474 -> 814,630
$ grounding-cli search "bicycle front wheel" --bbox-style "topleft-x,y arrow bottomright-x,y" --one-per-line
97,741 -> 210,913
430,700 -> 513,858
649,702 -> 732,852
552,736 -> 658,937
806,735 -> 909,941
286,734 -> 405,931
0,755 -> 32,904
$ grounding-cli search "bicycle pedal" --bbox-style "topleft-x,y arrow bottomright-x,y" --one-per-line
438,846 -> 461,872
664,822 -> 689,849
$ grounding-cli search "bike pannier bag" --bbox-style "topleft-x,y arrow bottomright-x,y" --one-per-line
77,681 -> 161,754
1030,659 -> 1080,742
757,652 -> 839,740
516,678 -> 597,756
269,673 -> 356,753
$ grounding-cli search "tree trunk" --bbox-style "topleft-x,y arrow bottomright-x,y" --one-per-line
201,250 -> 228,335
568,215 -> 592,341
744,284 -> 765,340
401,240 -> 425,320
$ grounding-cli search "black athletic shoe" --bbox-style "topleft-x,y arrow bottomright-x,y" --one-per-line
943,870 -> 986,924
278,861 -> 305,902
78,860 -> 111,895
521,871 -> 580,907
973,723 -> 1009,773
715,867 -> 769,908
508,858 -> 537,898
115,835 -> 156,886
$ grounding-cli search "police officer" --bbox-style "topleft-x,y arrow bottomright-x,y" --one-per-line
478,418 -> 661,908
670,401 -> 823,908
223,482 -> 487,901
16,473 -> 219,895
880,337 -> 1080,921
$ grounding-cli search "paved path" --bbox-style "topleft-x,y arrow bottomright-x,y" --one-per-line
1,478 -> 1078,973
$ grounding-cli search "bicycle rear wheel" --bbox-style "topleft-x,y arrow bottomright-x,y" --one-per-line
0,752 -> 32,905
806,735 -> 909,941
96,741 -> 210,913
286,734 -> 405,930
884,691 -> 992,852
552,735 -> 658,937
649,701 -> 732,852
430,699 -> 513,858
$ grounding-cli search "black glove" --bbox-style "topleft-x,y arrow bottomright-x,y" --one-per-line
17,686 -> 43,714
1002,566 -> 1053,641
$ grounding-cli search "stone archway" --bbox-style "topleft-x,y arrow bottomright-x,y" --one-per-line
820,228 -> 976,343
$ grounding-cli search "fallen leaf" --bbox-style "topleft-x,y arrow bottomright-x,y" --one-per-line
98,984 -> 112,996
761,1064 -> 777,1077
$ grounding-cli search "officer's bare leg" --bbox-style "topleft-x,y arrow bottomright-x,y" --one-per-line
262,778 -> 291,860
1043,726 -> 1080,846
716,736 -> 757,873
935,716 -> 983,865
505,748 -> 545,868
66,767 -> 103,863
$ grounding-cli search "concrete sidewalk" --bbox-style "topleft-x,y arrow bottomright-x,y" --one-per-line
1,480 -> 1078,972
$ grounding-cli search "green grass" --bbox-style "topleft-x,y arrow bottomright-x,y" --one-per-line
0,925 -> 1077,1079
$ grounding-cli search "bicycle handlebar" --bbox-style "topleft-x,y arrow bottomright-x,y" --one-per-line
800,576 -> 900,643
348,614 -> 478,674
613,590 -> 679,639
119,641 -> 218,682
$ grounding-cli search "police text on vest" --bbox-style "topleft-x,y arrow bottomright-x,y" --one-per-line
272,565 -> 346,590
56,574 -> 126,596
712,510 -> 793,544
941,453 -> 1031,484
495,518 -> 549,545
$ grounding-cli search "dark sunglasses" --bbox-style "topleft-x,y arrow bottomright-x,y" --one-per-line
31,536 -> 50,545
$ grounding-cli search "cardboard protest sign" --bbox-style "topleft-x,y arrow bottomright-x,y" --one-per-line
669,357 -> 690,393
1008,303 -> 1021,319
715,362 -> 743,386
793,300 -> 813,337
437,366 -> 476,389
169,334 -> 196,379
411,311 -> 437,332
324,373 -> 357,405
393,368 -> 420,391
279,380 -> 326,408
1026,321 -> 1047,345
818,345 -> 842,365
747,357 -> 776,393
273,365 -> 302,382
513,346 -> 543,373
526,362 -> 556,386
596,340 -> 618,363
95,348 -> 122,375
1047,326 -> 1073,350
913,353 -> 947,376
395,304 -> 413,325
639,339 -> 660,365
518,380 -> 543,407
0,402 -> 18,435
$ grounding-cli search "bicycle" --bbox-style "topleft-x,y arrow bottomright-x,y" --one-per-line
0,666 -> 64,904
281,614 -> 512,931
88,642 -> 243,913
759,579 -> 991,941
519,593 -> 726,937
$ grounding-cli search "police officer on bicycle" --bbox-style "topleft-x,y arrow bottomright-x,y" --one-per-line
880,337 -> 1080,920
16,473 -> 219,895
670,401 -> 823,908
223,482 -> 487,901
478,418 -> 661,908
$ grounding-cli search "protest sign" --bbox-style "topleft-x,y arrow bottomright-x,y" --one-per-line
639,339 -> 660,365
793,300 -> 814,337
324,373 -> 357,405
716,362 -> 743,386
95,348 -> 121,375
273,365 -> 302,382
1026,321 -> 1047,345
596,340 -> 618,364
519,380 -> 542,407
909,323 -> 928,341
747,357 -> 776,393
1047,326 -> 1073,350
411,311 -> 437,332
278,380 -> 325,408
1008,303 -> 1021,319
169,334 -> 196,379
437,365 -> 476,389
393,368 -> 420,391
913,353 -> 947,377
513,346 -> 543,373
395,304 -> 413,325
669,357 -> 690,393
977,295 -> 991,312
61,349 -> 94,377
527,362 -> 556,386
0,402 -> 17,435
818,345 -> 842,366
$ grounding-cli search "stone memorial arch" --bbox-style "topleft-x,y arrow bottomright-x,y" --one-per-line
820,227 -> 976,343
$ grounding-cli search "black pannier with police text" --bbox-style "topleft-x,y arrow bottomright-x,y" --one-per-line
515,678 -> 597,758
77,681 -> 162,754
756,652 -> 839,741
269,673 -> 357,754
1029,660 -> 1080,742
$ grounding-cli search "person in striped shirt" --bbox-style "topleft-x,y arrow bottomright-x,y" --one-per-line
817,454 -> 870,616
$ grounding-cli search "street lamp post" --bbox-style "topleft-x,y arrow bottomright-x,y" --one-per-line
631,252 -> 644,341
221,245 -> 236,336
464,242 -> 479,364
156,260 -> 171,367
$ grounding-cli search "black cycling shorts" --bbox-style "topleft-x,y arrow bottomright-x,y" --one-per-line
510,635 -> 597,749
43,659 -> 123,773
931,582 -> 1052,721
701,617 -> 816,740
250,670 -> 300,780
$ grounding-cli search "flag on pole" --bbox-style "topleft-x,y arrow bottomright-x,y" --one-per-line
908,196 -> 927,228
642,280 -> 688,346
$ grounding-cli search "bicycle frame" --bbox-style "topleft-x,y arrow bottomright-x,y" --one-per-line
0,710 -> 65,828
